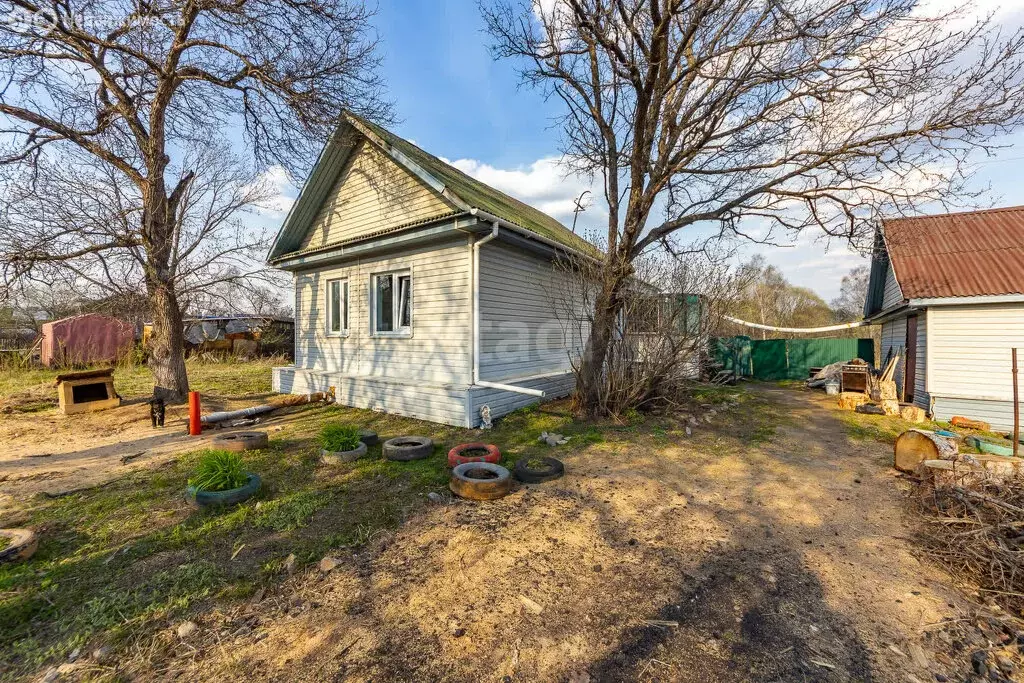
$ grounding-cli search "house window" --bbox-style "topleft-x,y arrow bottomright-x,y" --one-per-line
372,271 -> 411,335
327,278 -> 348,335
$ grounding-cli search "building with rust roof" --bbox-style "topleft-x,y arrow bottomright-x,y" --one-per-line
864,205 -> 1024,429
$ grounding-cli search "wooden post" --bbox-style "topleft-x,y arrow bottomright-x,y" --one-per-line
1013,348 -> 1019,458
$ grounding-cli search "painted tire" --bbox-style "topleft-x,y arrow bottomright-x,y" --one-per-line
513,456 -> 565,484
450,462 -> 512,501
383,436 -> 434,461
211,431 -> 269,452
358,429 -> 379,447
186,473 -> 261,508
0,528 -> 38,564
447,443 -> 500,468
321,441 -> 368,465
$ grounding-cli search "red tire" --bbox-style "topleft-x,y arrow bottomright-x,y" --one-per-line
447,442 -> 500,468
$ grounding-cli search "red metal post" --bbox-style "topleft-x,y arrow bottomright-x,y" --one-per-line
188,391 -> 202,436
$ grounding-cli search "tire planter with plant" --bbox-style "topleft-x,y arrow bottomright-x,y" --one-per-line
513,456 -> 565,484
0,528 -> 38,564
319,424 -> 369,464
449,462 -> 512,501
186,450 -> 261,508
447,442 -> 500,468
383,436 -> 434,461
211,431 -> 269,452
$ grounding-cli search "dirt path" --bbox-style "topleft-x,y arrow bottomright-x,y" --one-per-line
131,386 -> 975,682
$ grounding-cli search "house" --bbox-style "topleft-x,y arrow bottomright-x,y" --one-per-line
863,206 -> 1024,430
267,112 -> 596,427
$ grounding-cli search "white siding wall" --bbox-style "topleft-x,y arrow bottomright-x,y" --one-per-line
299,140 -> 453,251
927,303 -> 1024,403
882,262 -> 904,309
880,314 -> 929,409
478,241 -> 585,381
293,236 -> 472,385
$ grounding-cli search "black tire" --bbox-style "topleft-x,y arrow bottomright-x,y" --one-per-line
211,431 -> 269,452
450,462 -> 512,501
514,456 -> 565,484
186,473 -> 262,508
358,429 -> 379,447
0,528 -> 38,564
383,436 -> 434,461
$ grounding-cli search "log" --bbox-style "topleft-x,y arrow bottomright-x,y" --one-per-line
871,380 -> 898,402
856,403 -> 886,415
837,392 -> 869,411
881,399 -> 901,416
899,404 -> 927,423
894,430 -> 959,473
951,416 -> 991,431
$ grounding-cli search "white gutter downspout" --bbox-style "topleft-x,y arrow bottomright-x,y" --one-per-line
470,216 -> 545,398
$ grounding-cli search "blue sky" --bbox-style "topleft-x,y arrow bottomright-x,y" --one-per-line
266,0 -> 1024,304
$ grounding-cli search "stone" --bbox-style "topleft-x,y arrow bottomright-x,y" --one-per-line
68,648 -> 80,662
319,556 -> 342,573
452,627 -> 466,638
42,668 -> 60,683
92,646 -> 113,663
685,426 -> 692,436
856,403 -> 886,415
176,621 -> 199,639
971,650 -> 988,676
427,492 -> 444,504
519,595 -> 544,615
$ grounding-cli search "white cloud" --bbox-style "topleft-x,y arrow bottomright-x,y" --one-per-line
254,165 -> 296,215
444,155 -> 607,231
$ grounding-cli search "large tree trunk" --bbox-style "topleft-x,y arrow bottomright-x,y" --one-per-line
576,274 -> 622,417
148,275 -> 189,401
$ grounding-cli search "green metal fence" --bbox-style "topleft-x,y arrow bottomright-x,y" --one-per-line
714,336 -> 874,381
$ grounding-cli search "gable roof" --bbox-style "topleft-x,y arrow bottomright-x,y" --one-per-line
880,205 -> 1024,301
268,112 -> 597,262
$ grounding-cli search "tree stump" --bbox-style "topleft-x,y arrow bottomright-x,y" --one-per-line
894,430 -> 959,473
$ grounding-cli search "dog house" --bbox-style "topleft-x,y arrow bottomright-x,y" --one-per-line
55,368 -> 120,415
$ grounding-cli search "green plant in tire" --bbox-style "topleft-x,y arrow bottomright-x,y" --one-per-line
319,424 -> 362,452
188,450 -> 248,492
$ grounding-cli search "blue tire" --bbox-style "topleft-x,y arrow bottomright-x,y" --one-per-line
186,473 -> 261,508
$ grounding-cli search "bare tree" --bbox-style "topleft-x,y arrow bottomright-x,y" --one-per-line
554,242 -> 749,415
831,264 -> 870,321
0,0 -> 388,399
483,0 -> 1024,416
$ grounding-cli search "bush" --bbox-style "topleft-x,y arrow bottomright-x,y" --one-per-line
188,450 -> 248,492
318,424 -> 362,452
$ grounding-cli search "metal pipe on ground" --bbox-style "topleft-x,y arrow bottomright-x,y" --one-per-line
200,392 -> 328,425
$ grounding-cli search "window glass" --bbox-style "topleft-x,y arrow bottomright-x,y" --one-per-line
329,280 -> 341,333
342,281 -> 349,331
398,275 -> 411,328
376,274 -> 394,332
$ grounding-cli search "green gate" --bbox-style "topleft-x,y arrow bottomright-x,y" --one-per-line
714,336 -> 873,380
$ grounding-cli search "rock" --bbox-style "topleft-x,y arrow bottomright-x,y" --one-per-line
685,426 -> 692,436
427,492 -> 444,504
593,564 -> 603,572
452,627 -> 466,638
42,668 -> 60,683
284,553 -> 297,574
91,646 -> 113,663
176,621 -> 199,639
319,556 -> 342,572
971,650 -> 988,676
518,595 -> 544,615
68,648 -> 80,662
856,403 -> 886,415
997,656 -> 1015,675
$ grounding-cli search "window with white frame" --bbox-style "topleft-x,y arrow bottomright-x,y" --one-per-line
371,270 -> 411,335
326,278 -> 349,335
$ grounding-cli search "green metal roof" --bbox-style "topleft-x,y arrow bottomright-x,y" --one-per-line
345,113 -> 599,257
